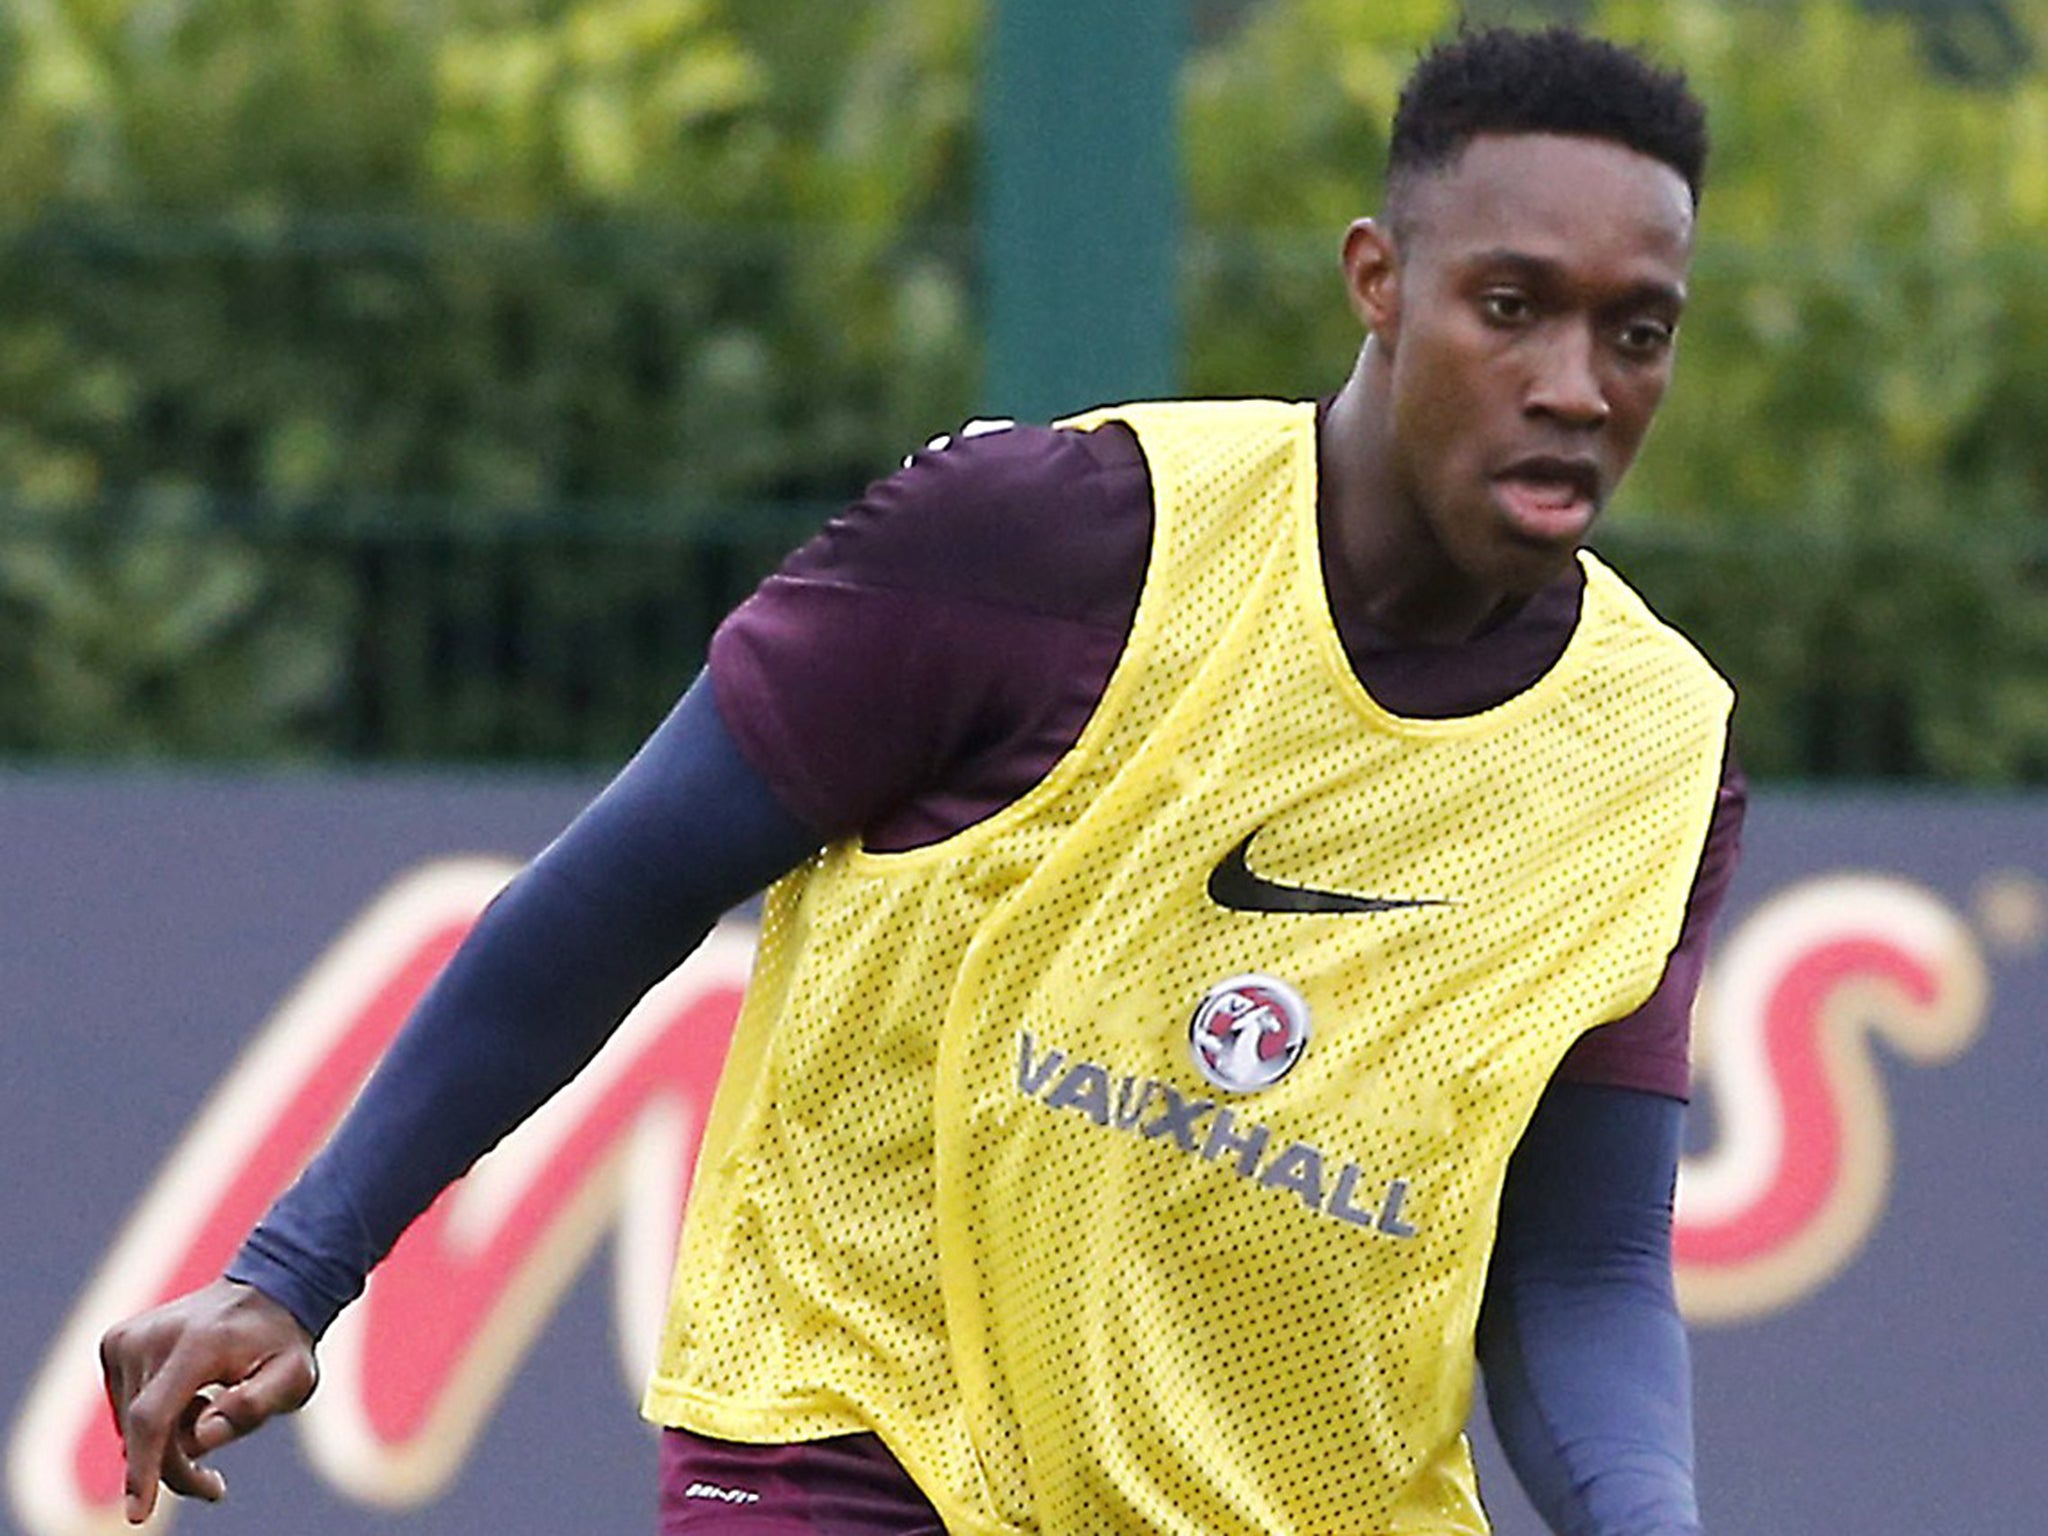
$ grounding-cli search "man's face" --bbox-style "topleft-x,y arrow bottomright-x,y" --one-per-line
1356,133 -> 1696,597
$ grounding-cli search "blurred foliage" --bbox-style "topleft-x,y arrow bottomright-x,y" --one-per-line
0,0 -> 979,759
1184,0 -> 2048,782
3,0 -> 2046,780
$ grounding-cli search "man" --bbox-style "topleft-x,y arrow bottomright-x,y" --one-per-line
102,25 -> 1741,1536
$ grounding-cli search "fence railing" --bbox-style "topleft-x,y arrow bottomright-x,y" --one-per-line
5,495 -> 2045,782
5,208 -> 2047,782
0,493 -> 828,765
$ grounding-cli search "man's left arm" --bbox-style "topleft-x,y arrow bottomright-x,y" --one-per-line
1477,749 -> 1745,1534
1477,1079 -> 1700,1536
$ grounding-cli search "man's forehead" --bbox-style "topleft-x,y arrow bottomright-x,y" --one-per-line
1395,132 -> 1696,261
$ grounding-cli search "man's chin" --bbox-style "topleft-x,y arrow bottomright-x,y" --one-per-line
1474,539 -> 1585,603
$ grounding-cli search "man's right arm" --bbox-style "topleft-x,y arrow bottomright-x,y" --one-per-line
98,671 -> 822,1523
100,419 -> 1127,1522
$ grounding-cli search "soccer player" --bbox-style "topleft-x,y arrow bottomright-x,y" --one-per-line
102,26 -> 1741,1536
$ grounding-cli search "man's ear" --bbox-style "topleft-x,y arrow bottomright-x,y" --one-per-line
1342,217 -> 1401,349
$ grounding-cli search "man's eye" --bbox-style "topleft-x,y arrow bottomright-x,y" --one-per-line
1479,291 -> 1533,325
1618,319 -> 1676,356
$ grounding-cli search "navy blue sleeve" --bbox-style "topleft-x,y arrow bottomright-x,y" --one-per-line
228,672 -> 822,1338
1477,1081 -> 1702,1536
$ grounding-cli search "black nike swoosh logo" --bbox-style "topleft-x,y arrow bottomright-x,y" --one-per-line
1207,831 -> 1447,915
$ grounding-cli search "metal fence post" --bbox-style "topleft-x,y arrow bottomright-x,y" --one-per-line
982,0 -> 1184,423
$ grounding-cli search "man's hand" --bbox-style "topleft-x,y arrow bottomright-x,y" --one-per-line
98,1279 -> 318,1525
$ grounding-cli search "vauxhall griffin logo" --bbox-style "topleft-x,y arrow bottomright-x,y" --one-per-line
1190,973 -> 1312,1092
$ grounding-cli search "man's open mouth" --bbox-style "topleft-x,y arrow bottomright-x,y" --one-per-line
1493,457 -> 1601,541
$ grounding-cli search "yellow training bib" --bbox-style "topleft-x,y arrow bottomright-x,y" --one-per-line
646,399 -> 1731,1536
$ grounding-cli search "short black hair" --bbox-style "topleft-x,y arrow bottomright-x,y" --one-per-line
1387,26 -> 1709,222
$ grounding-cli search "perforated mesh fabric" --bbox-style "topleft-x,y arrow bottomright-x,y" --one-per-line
644,400 -> 1732,1536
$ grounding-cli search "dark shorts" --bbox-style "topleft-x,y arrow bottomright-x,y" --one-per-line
657,1428 -> 945,1535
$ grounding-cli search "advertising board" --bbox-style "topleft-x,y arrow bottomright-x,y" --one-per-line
3,776 -> 2040,1534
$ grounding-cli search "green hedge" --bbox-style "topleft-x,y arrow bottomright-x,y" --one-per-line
1,0 -> 979,759
4,0 -> 2046,779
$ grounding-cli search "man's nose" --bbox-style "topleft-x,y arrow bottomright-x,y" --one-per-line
1525,324 -> 1611,429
